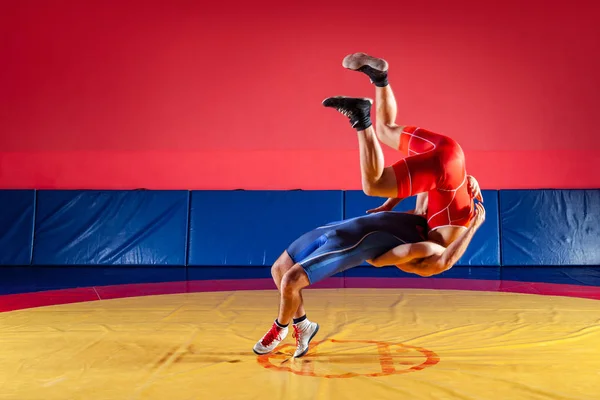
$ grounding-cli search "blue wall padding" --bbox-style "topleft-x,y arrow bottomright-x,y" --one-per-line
188,191 -> 343,266
500,267 -> 600,287
500,190 -> 600,265
0,190 -> 35,265
0,266 -> 186,295
344,190 -> 500,266
32,191 -> 189,265
188,266 -> 272,280
458,190 -> 500,266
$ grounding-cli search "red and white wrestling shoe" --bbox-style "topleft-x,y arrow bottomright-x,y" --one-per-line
292,320 -> 320,358
253,321 -> 288,355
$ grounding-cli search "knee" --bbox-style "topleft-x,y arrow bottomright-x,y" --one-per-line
280,268 -> 305,295
271,252 -> 293,278
271,262 -> 284,279
362,181 -> 383,197
376,121 -> 395,138
280,275 -> 298,295
375,121 -> 388,139
376,122 -> 403,150
363,166 -> 397,198
362,183 -> 375,197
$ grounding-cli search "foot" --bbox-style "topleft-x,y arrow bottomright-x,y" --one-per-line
322,96 -> 373,131
253,321 -> 288,355
292,320 -> 319,358
342,52 -> 389,87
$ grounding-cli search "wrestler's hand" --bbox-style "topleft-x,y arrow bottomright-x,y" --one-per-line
410,192 -> 428,216
411,204 -> 428,216
470,202 -> 486,229
467,175 -> 483,203
407,209 -> 426,217
366,197 -> 401,214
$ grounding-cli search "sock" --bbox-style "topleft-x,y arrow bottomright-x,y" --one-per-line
275,319 -> 288,329
293,315 -> 307,325
358,65 -> 388,87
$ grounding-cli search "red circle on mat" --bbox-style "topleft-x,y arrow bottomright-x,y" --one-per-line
257,339 -> 440,378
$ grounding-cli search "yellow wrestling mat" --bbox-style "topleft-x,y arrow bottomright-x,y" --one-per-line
2,288 -> 600,399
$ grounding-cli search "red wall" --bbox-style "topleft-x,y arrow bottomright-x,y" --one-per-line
1,0 -> 599,189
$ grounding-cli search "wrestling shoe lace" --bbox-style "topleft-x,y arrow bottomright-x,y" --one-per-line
292,324 -> 303,349
261,324 -> 283,346
337,108 -> 352,118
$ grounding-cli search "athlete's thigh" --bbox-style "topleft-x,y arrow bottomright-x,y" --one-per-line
285,217 -> 362,263
297,230 -> 404,285
286,226 -> 328,264
391,151 -> 441,198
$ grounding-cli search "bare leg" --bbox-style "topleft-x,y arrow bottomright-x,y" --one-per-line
323,96 -> 399,198
271,251 -> 306,319
357,125 -> 399,198
375,85 -> 405,151
253,255 -> 316,356
295,290 -> 305,320
377,84 -> 397,125
270,265 -> 319,359
342,53 -> 405,151
277,265 -> 311,326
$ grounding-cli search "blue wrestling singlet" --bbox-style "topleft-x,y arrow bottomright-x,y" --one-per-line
286,212 -> 428,284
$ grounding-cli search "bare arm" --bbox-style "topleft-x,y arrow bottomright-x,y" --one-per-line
367,192 -> 428,215
366,197 -> 402,214
368,202 -> 486,277
413,192 -> 428,216
367,241 -> 446,268
418,204 -> 485,275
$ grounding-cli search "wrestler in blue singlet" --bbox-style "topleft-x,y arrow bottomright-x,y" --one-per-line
286,212 -> 428,284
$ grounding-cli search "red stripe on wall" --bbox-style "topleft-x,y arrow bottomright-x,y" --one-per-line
1,149 -> 598,190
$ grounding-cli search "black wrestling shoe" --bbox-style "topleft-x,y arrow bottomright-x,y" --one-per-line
342,52 -> 389,87
322,96 -> 373,131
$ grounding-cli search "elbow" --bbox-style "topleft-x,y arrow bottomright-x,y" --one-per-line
362,184 -> 378,197
434,262 -> 453,276
375,123 -> 393,143
438,256 -> 454,272
362,180 -> 387,197
418,263 -> 450,278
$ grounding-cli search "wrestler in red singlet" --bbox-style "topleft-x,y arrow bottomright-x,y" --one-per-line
392,126 -> 473,230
